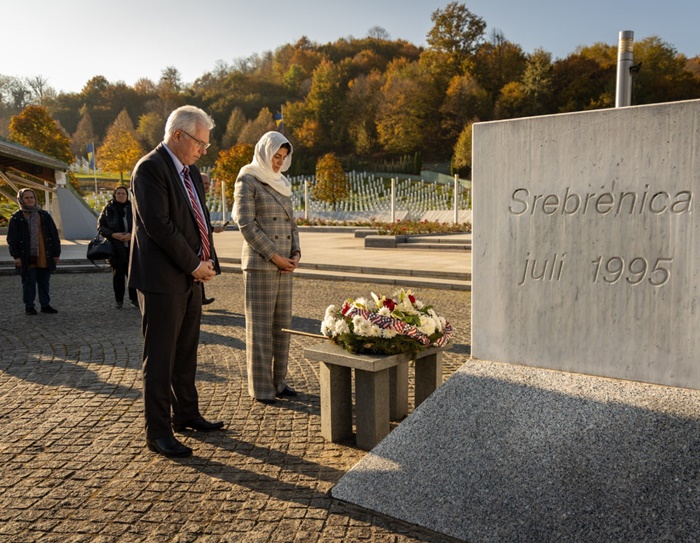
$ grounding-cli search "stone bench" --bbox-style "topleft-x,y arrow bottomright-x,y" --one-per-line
304,342 -> 445,450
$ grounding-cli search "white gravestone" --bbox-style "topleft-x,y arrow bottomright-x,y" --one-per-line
472,99 -> 700,389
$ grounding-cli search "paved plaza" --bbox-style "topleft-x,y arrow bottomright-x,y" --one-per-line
0,270 -> 471,543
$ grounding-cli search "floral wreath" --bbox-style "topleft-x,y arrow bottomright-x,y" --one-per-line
321,289 -> 453,355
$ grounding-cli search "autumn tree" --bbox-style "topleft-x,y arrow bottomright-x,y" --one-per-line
522,48 -> 554,115
25,75 -> 55,105
686,56 -> 700,78
494,81 -> 528,119
9,105 -> 78,190
136,111 -> 165,149
71,110 -> 96,157
552,53 -> 614,112
238,108 -> 275,145
158,67 -> 185,105
78,76 -> 119,139
277,100 -> 306,138
98,108 -> 143,182
632,36 -> 700,104
9,105 -> 73,164
212,143 -> 254,201
1,76 -> 33,110
426,1 -> 486,75
367,26 -> 391,40
303,59 -> 347,152
272,37 -> 324,85
452,121 -> 474,177
346,72 -> 384,156
282,65 -> 306,95
473,30 -> 527,101
312,152 -> 348,210
376,60 -> 442,154
222,107 -> 246,148
440,73 -> 491,143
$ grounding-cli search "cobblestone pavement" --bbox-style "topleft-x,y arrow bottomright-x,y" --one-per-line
0,272 -> 471,543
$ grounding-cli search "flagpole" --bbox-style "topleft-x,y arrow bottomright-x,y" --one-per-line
90,142 -> 97,202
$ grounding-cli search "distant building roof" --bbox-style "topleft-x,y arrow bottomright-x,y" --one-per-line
0,136 -> 70,171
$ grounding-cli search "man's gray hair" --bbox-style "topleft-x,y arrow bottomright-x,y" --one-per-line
164,105 -> 215,139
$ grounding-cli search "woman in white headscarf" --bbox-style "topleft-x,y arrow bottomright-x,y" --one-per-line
234,131 -> 301,405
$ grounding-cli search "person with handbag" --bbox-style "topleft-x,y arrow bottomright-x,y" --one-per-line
6,188 -> 61,315
98,186 -> 138,309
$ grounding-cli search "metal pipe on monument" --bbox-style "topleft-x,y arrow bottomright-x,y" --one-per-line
615,30 -> 634,107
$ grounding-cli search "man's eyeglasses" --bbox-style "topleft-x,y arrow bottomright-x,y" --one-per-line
181,130 -> 211,150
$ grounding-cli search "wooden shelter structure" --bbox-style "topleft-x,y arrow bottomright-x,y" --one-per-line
0,136 -> 97,238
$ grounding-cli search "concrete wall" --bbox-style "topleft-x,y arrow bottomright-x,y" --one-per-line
472,99 -> 700,389
54,186 -> 99,240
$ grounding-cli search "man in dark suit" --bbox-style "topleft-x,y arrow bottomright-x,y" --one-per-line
129,105 -> 223,458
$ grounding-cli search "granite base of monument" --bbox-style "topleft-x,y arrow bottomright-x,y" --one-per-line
331,359 -> 700,543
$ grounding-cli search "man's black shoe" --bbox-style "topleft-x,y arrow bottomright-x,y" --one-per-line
41,306 -> 58,314
146,436 -> 193,457
26,308 -> 37,315
173,417 -> 224,432
202,297 -> 215,305
276,386 -> 298,397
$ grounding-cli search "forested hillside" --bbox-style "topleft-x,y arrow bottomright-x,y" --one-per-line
2,2 -> 699,176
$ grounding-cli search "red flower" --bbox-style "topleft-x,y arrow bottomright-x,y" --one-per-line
341,302 -> 351,315
408,294 -> 416,304
383,298 -> 396,311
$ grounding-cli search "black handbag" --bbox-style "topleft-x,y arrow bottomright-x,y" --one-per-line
86,235 -> 113,261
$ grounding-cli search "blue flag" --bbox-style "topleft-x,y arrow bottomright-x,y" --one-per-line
87,142 -> 95,169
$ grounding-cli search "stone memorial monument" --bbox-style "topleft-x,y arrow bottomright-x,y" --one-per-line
331,99 -> 700,542
472,99 -> 700,389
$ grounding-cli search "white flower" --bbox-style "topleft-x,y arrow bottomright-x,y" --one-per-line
353,315 -> 382,337
352,315 -> 370,335
334,319 -> 350,335
428,309 -> 444,332
380,328 -> 398,339
367,324 -> 382,337
321,315 -> 338,336
320,291 -> 452,354
418,314 -> 437,336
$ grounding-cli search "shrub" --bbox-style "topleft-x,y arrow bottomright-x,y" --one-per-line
376,219 -> 471,235
294,217 -> 471,235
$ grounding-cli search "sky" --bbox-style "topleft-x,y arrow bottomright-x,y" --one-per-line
4,0 -> 700,94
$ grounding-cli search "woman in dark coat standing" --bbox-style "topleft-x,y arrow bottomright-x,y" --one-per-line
98,186 -> 137,309
6,188 -> 61,315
